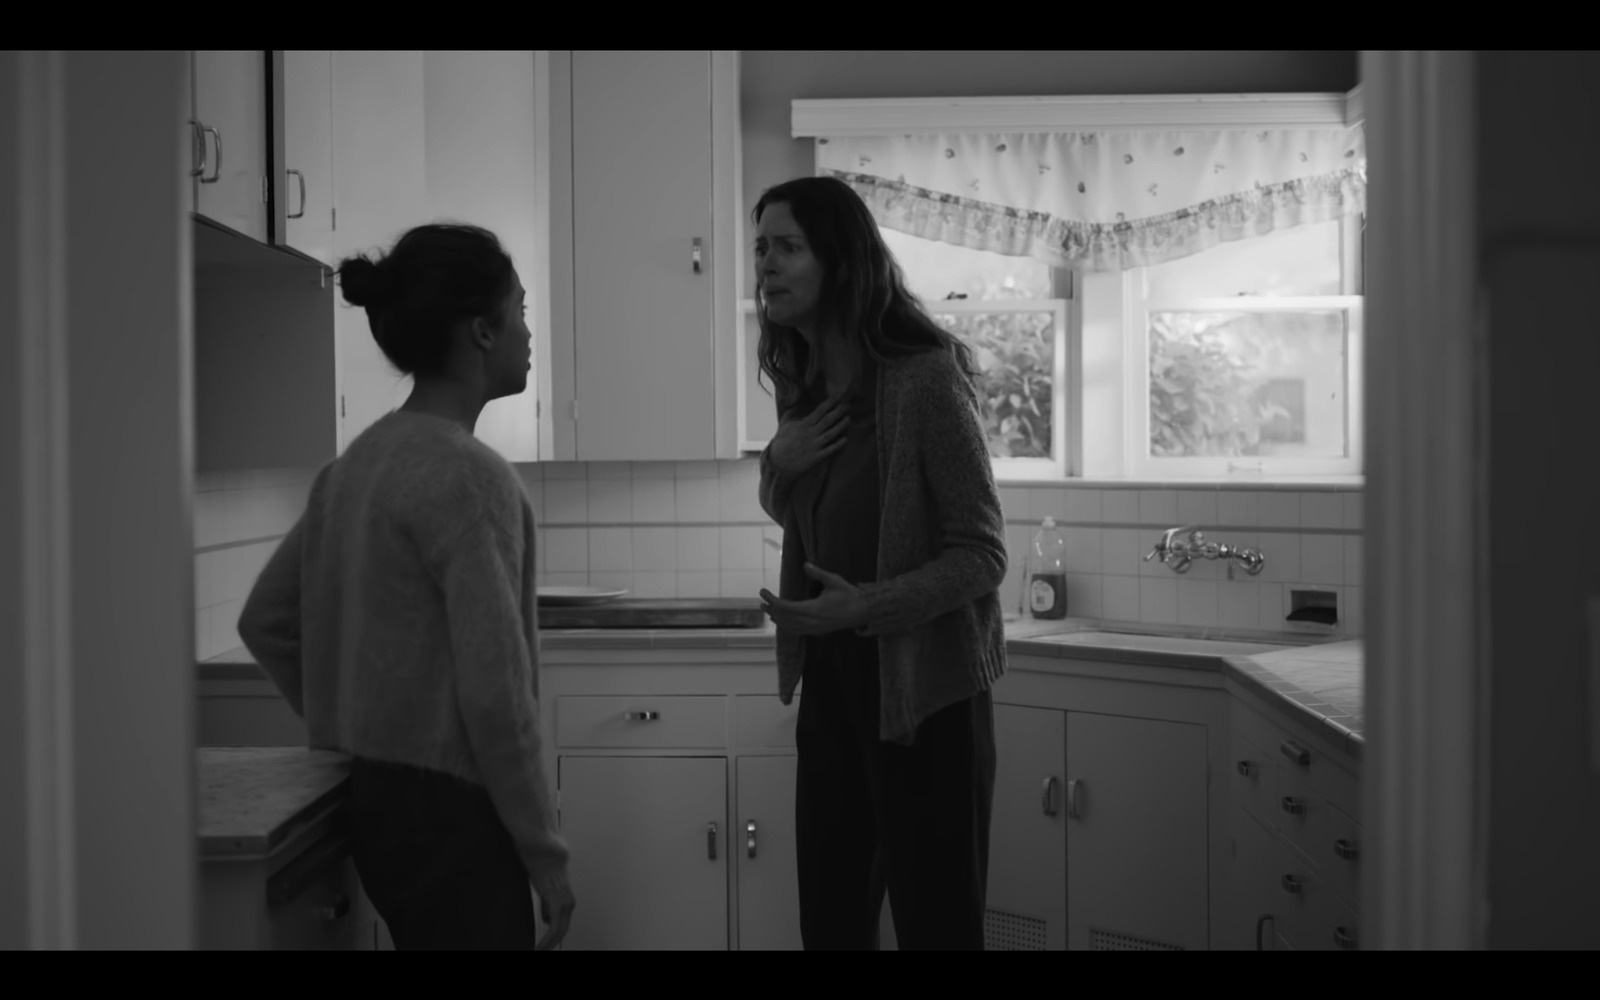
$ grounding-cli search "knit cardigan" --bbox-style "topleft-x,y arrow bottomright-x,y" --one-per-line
759,346 -> 1009,745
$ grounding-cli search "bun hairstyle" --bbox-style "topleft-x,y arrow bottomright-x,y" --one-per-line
335,223 -> 515,378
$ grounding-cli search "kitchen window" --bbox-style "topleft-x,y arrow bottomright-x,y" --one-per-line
748,90 -> 1369,484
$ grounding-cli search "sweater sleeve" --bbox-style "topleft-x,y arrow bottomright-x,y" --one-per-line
854,361 -> 1008,637
431,502 -> 569,879
238,517 -> 306,717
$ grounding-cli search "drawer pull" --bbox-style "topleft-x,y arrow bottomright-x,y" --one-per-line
624,710 -> 660,722
318,894 -> 350,922
1334,926 -> 1357,950
1065,779 -> 1083,820
1280,740 -> 1310,766
708,822 -> 718,861
747,820 -> 757,858
1334,838 -> 1359,861
1281,874 -> 1302,895
1236,760 -> 1253,777
1042,777 -> 1058,817
1281,796 -> 1306,816
1255,913 -> 1273,951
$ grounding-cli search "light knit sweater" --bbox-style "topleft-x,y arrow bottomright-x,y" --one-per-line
759,346 -> 1010,745
238,409 -> 567,878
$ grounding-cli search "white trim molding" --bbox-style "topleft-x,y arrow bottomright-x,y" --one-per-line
792,87 -> 1365,137
1360,49 -> 1487,950
8,48 -> 77,951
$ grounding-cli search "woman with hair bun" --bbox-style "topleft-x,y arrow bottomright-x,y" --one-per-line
238,223 -> 574,951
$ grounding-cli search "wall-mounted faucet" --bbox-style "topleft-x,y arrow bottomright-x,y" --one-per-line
1145,525 -> 1265,578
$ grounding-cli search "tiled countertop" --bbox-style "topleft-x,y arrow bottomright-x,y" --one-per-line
197,747 -> 351,858
202,614 -> 1363,755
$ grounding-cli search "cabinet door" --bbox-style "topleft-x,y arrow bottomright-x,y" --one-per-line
571,51 -> 715,462
1065,711 -> 1209,950
279,50 -> 335,266
987,704 -> 1067,950
194,51 -> 268,242
1231,806 -> 1283,950
736,755 -> 801,950
330,50 -> 425,451
558,755 -> 729,950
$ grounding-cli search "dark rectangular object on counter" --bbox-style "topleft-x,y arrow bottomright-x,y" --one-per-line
537,598 -> 767,630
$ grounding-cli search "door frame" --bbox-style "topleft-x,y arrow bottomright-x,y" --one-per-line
1359,49 -> 1488,950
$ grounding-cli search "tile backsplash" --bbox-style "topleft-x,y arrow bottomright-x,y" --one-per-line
193,459 -> 1365,660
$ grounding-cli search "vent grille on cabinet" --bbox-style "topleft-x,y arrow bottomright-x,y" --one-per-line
1089,928 -> 1184,951
983,909 -> 1048,951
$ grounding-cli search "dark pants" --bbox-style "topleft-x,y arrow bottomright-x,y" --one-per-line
794,634 -> 997,950
347,758 -> 538,951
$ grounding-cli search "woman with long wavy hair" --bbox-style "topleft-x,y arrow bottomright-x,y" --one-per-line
754,176 -> 1008,950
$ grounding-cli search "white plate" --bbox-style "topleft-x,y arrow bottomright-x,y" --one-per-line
537,586 -> 630,607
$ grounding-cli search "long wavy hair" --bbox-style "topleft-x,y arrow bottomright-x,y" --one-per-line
752,176 -> 978,418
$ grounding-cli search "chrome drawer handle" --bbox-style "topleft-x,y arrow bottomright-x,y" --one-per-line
1255,913 -> 1273,951
287,168 -> 307,219
1281,874 -> 1302,895
1281,740 -> 1310,767
1334,926 -> 1357,950
1281,796 -> 1306,816
624,710 -> 660,722
1236,760 -> 1253,777
1334,838 -> 1359,861
201,125 -> 222,184
1065,779 -> 1083,820
1042,777 -> 1058,817
746,820 -> 757,858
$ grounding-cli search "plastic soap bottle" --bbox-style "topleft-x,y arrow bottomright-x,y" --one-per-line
1026,517 -> 1068,620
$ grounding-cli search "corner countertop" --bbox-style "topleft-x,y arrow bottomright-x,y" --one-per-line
197,747 -> 351,859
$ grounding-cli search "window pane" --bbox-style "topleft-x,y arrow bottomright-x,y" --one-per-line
880,226 -> 1052,302
1147,310 -> 1349,460
929,310 -> 1056,460
1144,219 -> 1345,301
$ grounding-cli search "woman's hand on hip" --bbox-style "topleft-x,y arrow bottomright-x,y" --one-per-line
760,563 -> 869,635
767,396 -> 849,479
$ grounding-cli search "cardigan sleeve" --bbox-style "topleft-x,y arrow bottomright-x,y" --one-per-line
853,358 -> 1008,637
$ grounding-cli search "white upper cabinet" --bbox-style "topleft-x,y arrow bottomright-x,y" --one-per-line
541,51 -> 743,462
274,51 -> 335,267
191,51 -> 268,243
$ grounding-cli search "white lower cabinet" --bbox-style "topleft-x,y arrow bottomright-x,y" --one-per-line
557,756 -> 730,950
986,702 -> 1209,950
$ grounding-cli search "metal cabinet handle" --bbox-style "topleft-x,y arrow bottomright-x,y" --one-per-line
1255,913 -> 1273,951
1236,760 -> 1253,777
189,120 -> 207,178
1281,796 -> 1306,816
318,894 -> 350,922
746,820 -> 757,858
1280,740 -> 1310,767
1065,779 -> 1083,820
1281,874 -> 1302,895
1333,926 -> 1357,950
623,710 -> 659,722
1334,838 -> 1359,861
692,237 -> 703,274
287,168 -> 307,219
1041,777 -> 1058,817
707,822 -> 717,861
201,126 -> 222,183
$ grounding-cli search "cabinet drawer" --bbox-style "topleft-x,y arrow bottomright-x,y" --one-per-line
265,834 -> 362,950
556,696 -> 727,749
1229,730 -> 1276,826
1313,803 -> 1363,908
1264,840 -> 1320,950
1234,699 -> 1361,822
735,695 -> 799,749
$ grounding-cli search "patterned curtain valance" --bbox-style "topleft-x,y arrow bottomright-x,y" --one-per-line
814,128 -> 1366,272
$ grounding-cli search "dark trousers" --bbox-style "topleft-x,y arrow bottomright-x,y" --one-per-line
347,758 -> 538,950
794,634 -> 997,950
